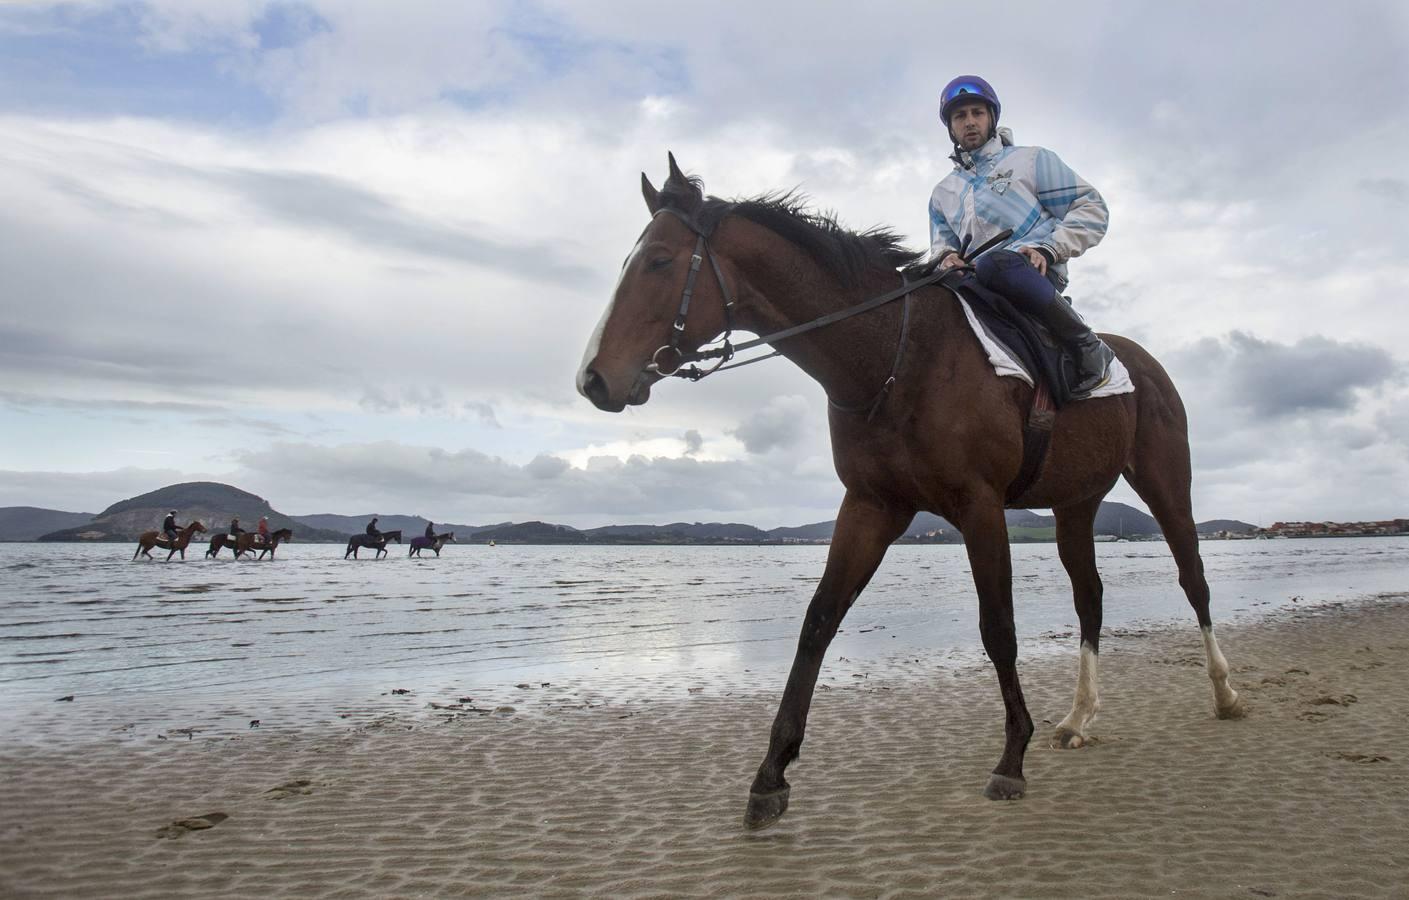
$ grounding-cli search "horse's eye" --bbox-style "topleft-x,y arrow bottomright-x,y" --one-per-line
646,256 -> 673,272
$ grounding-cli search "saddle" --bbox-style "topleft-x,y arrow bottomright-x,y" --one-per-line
942,269 -> 1079,407
939,269 -> 1070,506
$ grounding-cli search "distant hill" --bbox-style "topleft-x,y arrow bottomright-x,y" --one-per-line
12,479 -> 1262,546
1196,518 -> 1257,534
765,521 -> 836,541
291,513 -> 491,538
475,521 -> 587,543
0,507 -> 96,541
580,522 -> 771,543
1093,501 -> 1161,537
37,482 -> 345,543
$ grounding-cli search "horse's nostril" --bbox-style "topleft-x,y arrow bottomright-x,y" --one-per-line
581,367 -> 608,406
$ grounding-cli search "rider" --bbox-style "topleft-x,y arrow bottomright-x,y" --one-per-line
424,521 -> 436,541
162,510 -> 179,545
257,516 -> 270,544
366,517 -> 382,540
929,75 -> 1114,395
229,516 -> 245,539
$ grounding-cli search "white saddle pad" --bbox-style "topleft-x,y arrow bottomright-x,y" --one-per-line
956,297 -> 1134,398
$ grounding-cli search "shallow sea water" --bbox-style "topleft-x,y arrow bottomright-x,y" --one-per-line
1,537 -> 1404,740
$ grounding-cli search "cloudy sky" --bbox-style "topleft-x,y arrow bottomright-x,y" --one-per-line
1,1 -> 1406,527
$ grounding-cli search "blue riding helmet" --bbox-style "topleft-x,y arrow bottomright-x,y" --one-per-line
940,75 -> 1001,125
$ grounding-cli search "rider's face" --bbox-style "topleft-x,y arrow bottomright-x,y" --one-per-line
949,102 -> 992,151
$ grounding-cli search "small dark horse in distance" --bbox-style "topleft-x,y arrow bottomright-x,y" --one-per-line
345,530 -> 401,559
208,529 -> 294,560
409,532 -> 455,557
133,522 -> 206,562
577,154 -> 1244,830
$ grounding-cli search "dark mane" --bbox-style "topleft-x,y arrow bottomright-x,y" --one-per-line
694,191 -> 924,286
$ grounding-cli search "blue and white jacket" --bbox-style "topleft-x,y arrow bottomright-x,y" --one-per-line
928,128 -> 1108,287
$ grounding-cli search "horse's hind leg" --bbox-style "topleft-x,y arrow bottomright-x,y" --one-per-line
1051,493 -> 1108,749
745,493 -> 911,829
1124,436 -> 1243,719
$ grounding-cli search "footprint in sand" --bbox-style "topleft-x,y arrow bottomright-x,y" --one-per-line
1309,693 -> 1358,707
1325,751 -> 1390,764
264,779 -> 314,799
154,812 -> 228,839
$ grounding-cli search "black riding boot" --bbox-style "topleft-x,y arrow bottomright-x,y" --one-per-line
1039,295 -> 1115,396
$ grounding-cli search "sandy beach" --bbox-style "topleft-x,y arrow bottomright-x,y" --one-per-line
3,593 -> 1407,899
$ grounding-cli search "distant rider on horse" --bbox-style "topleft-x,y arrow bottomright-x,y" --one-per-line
229,516 -> 245,539
257,516 -> 270,545
162,510 -> 179,544
424,521 -> 436,541
929,75 -> 1114,395
366,517 -> 382,540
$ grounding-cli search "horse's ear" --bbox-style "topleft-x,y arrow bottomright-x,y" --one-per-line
642,172 -> 661,213
663,151 -> 703,214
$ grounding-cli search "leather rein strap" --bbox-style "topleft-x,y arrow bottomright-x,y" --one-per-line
645,208 -> 1010,376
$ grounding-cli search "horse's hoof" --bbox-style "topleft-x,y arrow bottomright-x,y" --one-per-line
744,787 -> 790,829
1216,692 -> 1247,720
983,773 -> 1026,801
1049,727 -> 1085,750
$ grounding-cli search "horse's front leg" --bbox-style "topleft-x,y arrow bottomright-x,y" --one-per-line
745,493 -> 911,829
960,499 -> 1034,800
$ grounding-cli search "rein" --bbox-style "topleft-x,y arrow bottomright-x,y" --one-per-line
642,206 -> 1010,418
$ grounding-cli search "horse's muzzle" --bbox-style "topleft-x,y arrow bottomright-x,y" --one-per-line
578,365 -> 653,412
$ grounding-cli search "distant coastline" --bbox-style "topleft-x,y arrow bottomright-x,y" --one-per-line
5,480 -> 1400,546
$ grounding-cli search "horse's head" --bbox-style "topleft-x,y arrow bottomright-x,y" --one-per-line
444,533 -> 456,542
577,153 -> 736,412
276,528 -> 293,541
189,521 -> 206,533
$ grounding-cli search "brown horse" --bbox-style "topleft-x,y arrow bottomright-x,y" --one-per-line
207,528 -> 294,560
205,533 -> 239,559
235,528 -> 292,560
133,521 -> 206,561
577,155 -> 1243,829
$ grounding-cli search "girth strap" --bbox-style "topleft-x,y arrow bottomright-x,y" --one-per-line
1005,380 -> 1056,507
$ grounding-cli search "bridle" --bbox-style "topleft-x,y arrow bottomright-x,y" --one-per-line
642,206 -> 741,382
636,205 -> 1008,421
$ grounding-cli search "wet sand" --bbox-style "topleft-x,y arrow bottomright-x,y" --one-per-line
3,593 -> 1407,899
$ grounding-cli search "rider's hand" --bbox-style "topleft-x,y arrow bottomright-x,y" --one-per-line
937,251 -> 966,271
1018,246 -> 1048,275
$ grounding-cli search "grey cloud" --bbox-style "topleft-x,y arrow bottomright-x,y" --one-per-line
1358,177 -> 1409,205
0,390 -> 300,437
463,401 -> 500,428
215,439 -> 842,527
524,453 -> 569,480
0,390 -> 223,415
190,416 -> 298,436
358,385 -> 448,414
1180,332 -> 1398,419
207,167 -> 591,284
730,395 -> 810,454
44,173 -> 197,229
683,429 -> 703,455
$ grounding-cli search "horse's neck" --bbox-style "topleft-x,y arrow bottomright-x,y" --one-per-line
722,221 -> 910,408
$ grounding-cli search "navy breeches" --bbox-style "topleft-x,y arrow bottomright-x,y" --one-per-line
974,249 -> 1062,316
